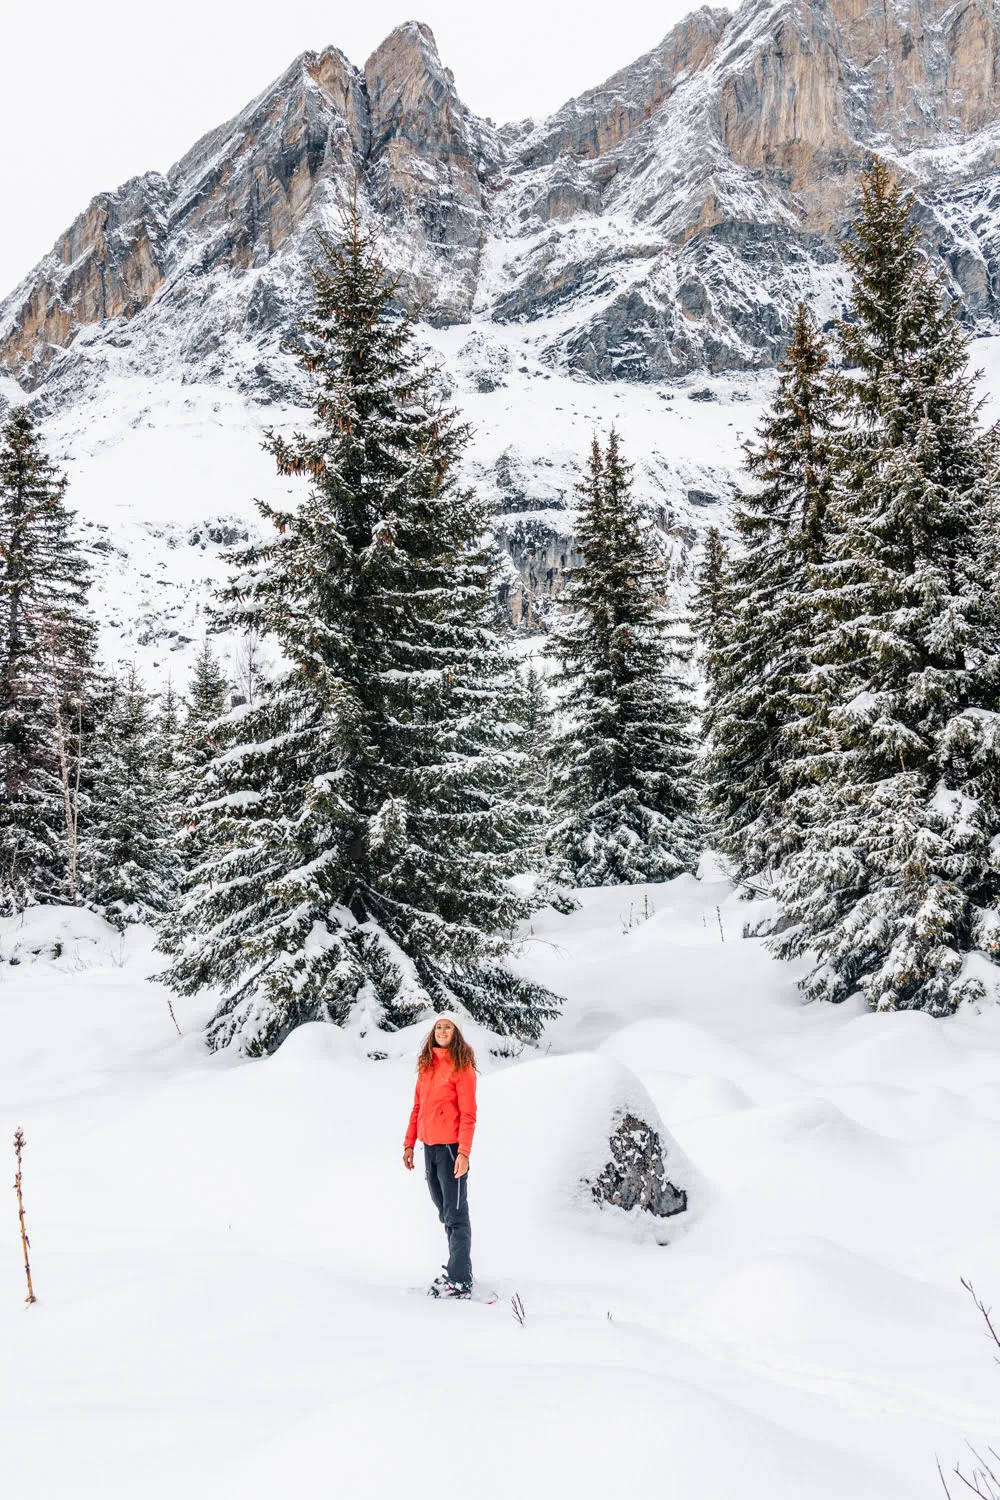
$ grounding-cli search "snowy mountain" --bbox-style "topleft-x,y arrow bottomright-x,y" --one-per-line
5,2 -> 1000,675
6,0 -> 1000,395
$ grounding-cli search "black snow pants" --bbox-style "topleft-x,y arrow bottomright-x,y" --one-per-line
424,1143 -> 472,1287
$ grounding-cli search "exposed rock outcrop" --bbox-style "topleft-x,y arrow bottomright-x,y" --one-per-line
510,6 -> 729,171
589,1112 -> 688,1218
2,174 -> 170,385
364,23 -> 492,319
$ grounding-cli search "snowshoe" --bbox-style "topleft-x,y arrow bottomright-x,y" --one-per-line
429,1278 -> 471,1300
408,1282 -> 498,1305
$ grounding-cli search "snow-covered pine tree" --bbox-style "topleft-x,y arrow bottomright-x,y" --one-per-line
700,304 -> 839,881
160,205 -> 558,1053
514,660 -> 549,811
185,639 -> 229,728
548,429 -> 701,885
690,526 -> 732,858
156,674 -> 184,886
157,675 -> 182,779
773,159 -> 1000,1015
690,526 -> 730,663
167,640 -> 230,886
0,407 -> 95,909
83,664 -> 179,927
511,657 -> 577,914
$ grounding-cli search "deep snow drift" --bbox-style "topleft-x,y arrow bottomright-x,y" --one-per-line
2,872 -> 999,1498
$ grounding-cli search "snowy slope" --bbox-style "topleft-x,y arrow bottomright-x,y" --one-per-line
34,317 -> 774,685
2,874 -> 999,1497
30,323 -> 1000,688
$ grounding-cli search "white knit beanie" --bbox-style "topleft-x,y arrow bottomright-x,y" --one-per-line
431,1011 -> 463,1030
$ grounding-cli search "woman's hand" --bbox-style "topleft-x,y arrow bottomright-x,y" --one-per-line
403,1147 -> 414,1171
454,1152 -> 469,1178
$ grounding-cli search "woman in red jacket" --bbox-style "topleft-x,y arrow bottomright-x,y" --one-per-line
403,1013 -> 477,1299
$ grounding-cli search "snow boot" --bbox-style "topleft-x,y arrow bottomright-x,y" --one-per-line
438,1279 -> 471,1300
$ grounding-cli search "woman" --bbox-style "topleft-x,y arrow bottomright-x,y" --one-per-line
403,1013 -> 477,1299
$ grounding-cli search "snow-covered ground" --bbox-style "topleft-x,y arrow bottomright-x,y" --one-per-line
2,872 -> 999,1498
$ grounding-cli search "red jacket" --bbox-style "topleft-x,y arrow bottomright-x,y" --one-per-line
404,1049 -> 477,1157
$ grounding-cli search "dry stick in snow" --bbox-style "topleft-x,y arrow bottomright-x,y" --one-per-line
937,1280 -> 1000,1498
962,1277 -> 1000,1359
716,905 -> 725,943
13,1129 -> 37,1304
166,998 -> 182,1037
938,1448 -> 1000,1499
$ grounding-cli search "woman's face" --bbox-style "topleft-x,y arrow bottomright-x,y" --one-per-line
434,1019 -> 456,1047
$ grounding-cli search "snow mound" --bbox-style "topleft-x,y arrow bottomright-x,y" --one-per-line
453,328 -> 514,392
478,1052 -> 694,1237
601,1015 -> 794,1108
0,904 -> 126,969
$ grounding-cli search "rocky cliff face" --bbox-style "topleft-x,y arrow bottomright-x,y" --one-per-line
7,2 -> 1000,398
486,0 -> 1000,378
0,23 -> 500,389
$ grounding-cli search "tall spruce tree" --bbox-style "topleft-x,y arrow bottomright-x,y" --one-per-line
690,526 -> 730,663
773,160 -> 1000,1014
83,665 -> 178,927
514,661 -> 549,811
159,207 -> 558,1053
691,526 -> 732,856
700,304 -> 839,880
168,640 -> 230,886
157,675 -> 182,779
548,430 -> 701,885
0,407 -> 95,909
185,640 -> 229,726
512,657 -> 577,913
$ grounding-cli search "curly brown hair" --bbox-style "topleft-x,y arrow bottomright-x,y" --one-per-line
417,1018 -> 477,1075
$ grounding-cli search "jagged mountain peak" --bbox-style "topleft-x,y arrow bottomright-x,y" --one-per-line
366,18 -> 442,71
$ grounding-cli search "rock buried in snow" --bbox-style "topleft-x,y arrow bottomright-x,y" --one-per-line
590,1112 -> 688,1218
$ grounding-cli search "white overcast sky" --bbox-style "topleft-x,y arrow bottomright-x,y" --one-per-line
0,0 -> 717,297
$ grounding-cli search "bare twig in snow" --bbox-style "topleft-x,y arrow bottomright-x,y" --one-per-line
937,1280 -> 1000,1497
13,1129 -> 37,1303
963,1278 -> 1000,1361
